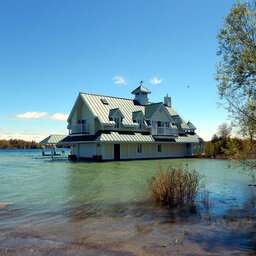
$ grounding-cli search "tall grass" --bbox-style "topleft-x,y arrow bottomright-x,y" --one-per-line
148,165 -> 204,208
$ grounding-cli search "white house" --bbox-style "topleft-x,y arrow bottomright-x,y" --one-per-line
56,84 -> 204,161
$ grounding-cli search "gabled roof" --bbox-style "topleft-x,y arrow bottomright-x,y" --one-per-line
187,121 -> 196,130
180,118 -> 190,130
67,93 -> 94,123
172,115 -> 182,124
131,86 -> 151,94
81,93 -> 145,126
40,134 -> 67,144
72,92 -> 190,130
145,103 -> 162,119
166,106 -> 178,116
109,108 -> 124,119
175,134 -> 201,143
132,111 -> 145,120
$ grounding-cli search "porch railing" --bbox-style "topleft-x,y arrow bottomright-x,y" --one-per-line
69,124 -> 89,134
151,127 -> 178,136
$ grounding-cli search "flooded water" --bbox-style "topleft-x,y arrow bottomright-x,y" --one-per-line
0,149 -> 255,255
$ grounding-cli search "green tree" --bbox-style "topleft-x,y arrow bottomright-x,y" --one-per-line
215,0 -> 256,169
211,133 -> 219,143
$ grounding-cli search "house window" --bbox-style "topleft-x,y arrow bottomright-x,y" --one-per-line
157,144 -> 162,153
137,144 -> 142,154
157,121 -> 164,127
137,119 -> 143,130
165,121 -> 170,127
114,117 -> 121,128
81,119 -> 87,133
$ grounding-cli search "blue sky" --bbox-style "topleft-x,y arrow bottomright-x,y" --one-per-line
0,0 -> 236,141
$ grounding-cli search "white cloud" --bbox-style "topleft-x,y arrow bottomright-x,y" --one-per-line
0,131 -> 68,142
112,76 -> 127,84
10,111 -> 48,119
48,113 -> 69,121
150,76 -> 163,85
0,132 -> 51,142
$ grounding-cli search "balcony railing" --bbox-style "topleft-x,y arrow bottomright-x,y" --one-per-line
69,124 -> 89,134
151,127 -> 178,136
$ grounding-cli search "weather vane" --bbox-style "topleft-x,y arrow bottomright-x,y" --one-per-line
140,80 -> 143,86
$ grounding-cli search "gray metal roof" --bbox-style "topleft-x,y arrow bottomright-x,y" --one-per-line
175,134 -> 201,143
166,106 -> 178,116
97,131 -> 154,142
131,85 -> 151,94
132,111 -> 145,120
81,93 -> 145,126
187,121 -> 196,130
144,103 -> 162,119
180,117 -> 190,130
40,134 -> 67,144
79,93 -> 195,133
109,108 -> 124,119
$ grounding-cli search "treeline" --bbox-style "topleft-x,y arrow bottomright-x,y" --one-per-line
0,139 -> 41,149
204,136 -> 256,159
0,139 -> 71,149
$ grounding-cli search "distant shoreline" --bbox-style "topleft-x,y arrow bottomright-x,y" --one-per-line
0,139 -> 70,149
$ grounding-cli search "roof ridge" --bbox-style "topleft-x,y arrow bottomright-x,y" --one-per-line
146,102 -> 163,106
80,92 -> 134,101
132,110 -> 143,113
80,92 -> 162,106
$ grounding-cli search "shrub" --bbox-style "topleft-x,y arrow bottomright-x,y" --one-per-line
148,165 -> 204,208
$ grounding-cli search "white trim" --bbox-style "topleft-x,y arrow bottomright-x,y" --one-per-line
67,93 -> 95,123
123,124 -> 139,128
67,94 -> 80,122
151,104 -> 174,122
102,122 -> 115,127
113,117 -> 121,129
109,108 -> 124,119
136,119 -> 144,130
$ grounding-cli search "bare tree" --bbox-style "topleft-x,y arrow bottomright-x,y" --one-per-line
217,123 -> 232,139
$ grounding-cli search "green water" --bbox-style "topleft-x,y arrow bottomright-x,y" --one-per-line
0,149 -> 255,255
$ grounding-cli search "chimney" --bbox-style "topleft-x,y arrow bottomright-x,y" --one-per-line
164,94 -> 171,107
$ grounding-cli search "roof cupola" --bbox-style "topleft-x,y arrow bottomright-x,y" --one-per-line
131,81 -> 151,105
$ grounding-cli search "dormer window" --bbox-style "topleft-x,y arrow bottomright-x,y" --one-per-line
114,117 -> 121,128
137,119 -> 143,130
109,108 -> 124,129
132,111 -> 145,130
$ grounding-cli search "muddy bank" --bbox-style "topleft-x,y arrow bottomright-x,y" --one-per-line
0,211 -> 255,256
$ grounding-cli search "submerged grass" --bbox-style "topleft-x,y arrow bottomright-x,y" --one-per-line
148,165 -> 205,209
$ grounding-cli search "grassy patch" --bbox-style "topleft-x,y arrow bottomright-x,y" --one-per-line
148,165 -> 204,209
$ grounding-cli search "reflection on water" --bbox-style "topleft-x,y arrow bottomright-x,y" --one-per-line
0,149 -> 255,255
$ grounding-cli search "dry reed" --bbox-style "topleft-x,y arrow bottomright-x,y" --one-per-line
148,165 -> 204,208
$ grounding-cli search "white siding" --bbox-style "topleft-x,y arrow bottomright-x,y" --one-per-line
78,143 -> 96,158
